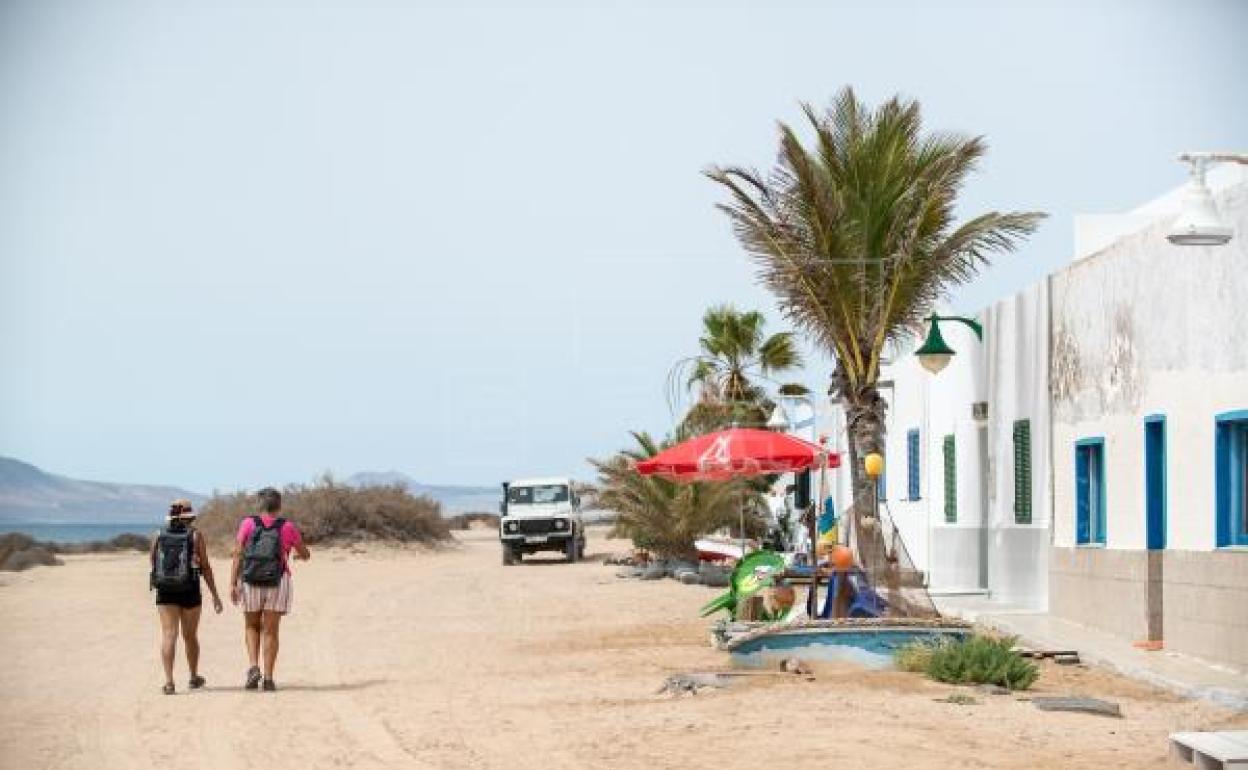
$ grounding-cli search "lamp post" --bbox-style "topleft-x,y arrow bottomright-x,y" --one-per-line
915,314 -> 984,374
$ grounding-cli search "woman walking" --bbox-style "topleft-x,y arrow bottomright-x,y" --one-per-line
150,499 -> 224,694
229,487 -> 310,692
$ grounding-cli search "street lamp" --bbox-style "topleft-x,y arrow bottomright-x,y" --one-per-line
1167,152 -> 1245,247
915,314 -> 984,374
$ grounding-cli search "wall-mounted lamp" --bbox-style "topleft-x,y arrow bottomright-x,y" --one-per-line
915,314 -> 984,374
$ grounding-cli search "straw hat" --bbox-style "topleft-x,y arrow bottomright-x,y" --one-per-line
168,499 -> 196,520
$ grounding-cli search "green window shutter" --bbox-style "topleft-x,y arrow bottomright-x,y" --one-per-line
1013,419 -> 1032,524
943,434 -> 956,523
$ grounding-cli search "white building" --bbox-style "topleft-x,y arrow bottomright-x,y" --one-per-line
822,163 -> 1248,671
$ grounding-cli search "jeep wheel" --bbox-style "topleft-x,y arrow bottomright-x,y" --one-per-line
565,537 -> 579,563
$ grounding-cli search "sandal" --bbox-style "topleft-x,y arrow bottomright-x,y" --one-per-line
245,666 -> 262,690
162,683 -> 175,695
189,675 -> 206,690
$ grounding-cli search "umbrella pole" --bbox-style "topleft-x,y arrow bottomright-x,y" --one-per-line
739,488 -> 746,556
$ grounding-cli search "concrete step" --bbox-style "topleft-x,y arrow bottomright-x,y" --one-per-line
1169,731 -> 1248,769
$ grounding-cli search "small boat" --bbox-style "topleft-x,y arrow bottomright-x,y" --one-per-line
714,618 -> 973,669
695,538 -> 751,562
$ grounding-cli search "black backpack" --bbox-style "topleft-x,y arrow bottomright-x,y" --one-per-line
242,516 -> 285,586
151,526 -> 197,591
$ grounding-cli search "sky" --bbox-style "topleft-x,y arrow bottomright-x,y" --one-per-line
2,0 -> 1246,493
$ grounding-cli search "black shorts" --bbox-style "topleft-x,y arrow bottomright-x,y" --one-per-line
155,585 -> 202,609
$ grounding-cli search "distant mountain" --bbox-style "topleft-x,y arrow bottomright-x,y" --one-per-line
346,471 -> 499,515
0,457 -> 206,524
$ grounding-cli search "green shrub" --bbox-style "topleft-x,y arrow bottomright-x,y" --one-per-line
895,635 -> 1038,691
894,638 -> 942,673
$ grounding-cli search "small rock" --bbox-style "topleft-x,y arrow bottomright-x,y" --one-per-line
1032,697 -> 1122,718
656,673 -> 732,696
781,657 -> 812,676
977,684 -> 1011,696
677,571 -> 702,585
935,693 -> 979,706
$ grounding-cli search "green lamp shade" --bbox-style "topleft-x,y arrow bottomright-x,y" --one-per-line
916,320 -> 955,374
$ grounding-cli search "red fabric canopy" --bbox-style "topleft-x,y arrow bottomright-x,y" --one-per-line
634,428 -> 839,481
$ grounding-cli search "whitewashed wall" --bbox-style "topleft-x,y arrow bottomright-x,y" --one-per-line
1051,181 -> 1248,551
980,281 -> 1051,607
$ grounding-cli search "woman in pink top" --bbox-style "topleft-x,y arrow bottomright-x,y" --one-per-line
228,487 -> 310,692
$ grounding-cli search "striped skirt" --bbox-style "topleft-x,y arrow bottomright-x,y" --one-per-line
237,572 -> 293,614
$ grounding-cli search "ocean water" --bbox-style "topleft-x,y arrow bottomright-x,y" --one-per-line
0,522 -> 157,543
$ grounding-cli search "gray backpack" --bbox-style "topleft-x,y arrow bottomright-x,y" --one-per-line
241,516 -> 285,586
151,527 -> 197,590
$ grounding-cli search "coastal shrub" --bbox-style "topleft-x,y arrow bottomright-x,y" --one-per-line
0,543 -> 62,571
196,475 -> 452,547
0,531 -> 151,570
896,635 -> 1038,691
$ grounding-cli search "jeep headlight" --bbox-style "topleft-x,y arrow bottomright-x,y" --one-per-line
504,521 -> 518,533
553,518 -> 567,530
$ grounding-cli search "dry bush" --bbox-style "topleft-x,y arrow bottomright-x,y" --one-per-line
0,532 -> 150,571
447,512 -> 499,531
0,535 -> 63,571
196,476 -> 452,548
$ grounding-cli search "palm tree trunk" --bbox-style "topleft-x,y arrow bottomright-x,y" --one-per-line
833,367 -> 900,612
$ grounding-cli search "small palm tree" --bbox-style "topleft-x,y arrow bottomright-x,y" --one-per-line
707,87 -> 1044,587
587,432 -> 759,561
671,305 -> 805,435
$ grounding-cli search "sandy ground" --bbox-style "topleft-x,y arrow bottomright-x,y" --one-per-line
1,528 -> 1244,770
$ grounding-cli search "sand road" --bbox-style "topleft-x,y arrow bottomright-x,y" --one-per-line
1,528 -> 1243,769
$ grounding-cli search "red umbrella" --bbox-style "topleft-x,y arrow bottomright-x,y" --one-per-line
636,427 -> 842,614
635,427 -> 838,481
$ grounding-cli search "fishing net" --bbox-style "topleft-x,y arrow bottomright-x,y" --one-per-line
843,495 -> 940,619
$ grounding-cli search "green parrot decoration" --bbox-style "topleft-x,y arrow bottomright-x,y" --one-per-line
699,550 -> 787,619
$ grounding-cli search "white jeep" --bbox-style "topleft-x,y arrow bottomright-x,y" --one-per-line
499,477 -> 585,565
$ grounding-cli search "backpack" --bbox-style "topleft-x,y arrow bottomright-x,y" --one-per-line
242,516 -> 285,586
151,527 -> 197,591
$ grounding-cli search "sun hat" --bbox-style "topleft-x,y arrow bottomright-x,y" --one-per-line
168,499 -> 196,520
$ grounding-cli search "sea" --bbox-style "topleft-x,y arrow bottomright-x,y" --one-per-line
0,521 -> 157,543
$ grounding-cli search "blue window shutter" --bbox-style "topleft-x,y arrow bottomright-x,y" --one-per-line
1076,446 -> 1090,544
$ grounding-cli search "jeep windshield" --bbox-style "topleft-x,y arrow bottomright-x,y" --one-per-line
508,485 -> 569,505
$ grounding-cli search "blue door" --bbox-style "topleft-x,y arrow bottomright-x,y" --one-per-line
1145,417 -> 1166,550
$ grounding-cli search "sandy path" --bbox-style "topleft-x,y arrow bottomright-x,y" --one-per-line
1,528 -> 1243,769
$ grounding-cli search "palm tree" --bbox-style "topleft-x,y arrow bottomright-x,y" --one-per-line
706,87 -> 1044,587
671,305 -> 805,436
588,431 -> 760,561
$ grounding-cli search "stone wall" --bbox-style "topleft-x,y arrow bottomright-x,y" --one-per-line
1049,547 -> 1153,641
1163,550 -> 1248,672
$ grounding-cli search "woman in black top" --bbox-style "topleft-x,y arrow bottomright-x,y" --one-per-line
150,500 -> 223,694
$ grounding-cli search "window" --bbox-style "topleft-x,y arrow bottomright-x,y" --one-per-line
1145,416 -> 1167,550
942,434 -> 956,523
1013,419 -> 1032,524
1076,439 -> 1106,545
1215,411 -> 1248,547
907,429 -> 921,500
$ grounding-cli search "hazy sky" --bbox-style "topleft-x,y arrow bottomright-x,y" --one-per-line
2,0 -> 1245,492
